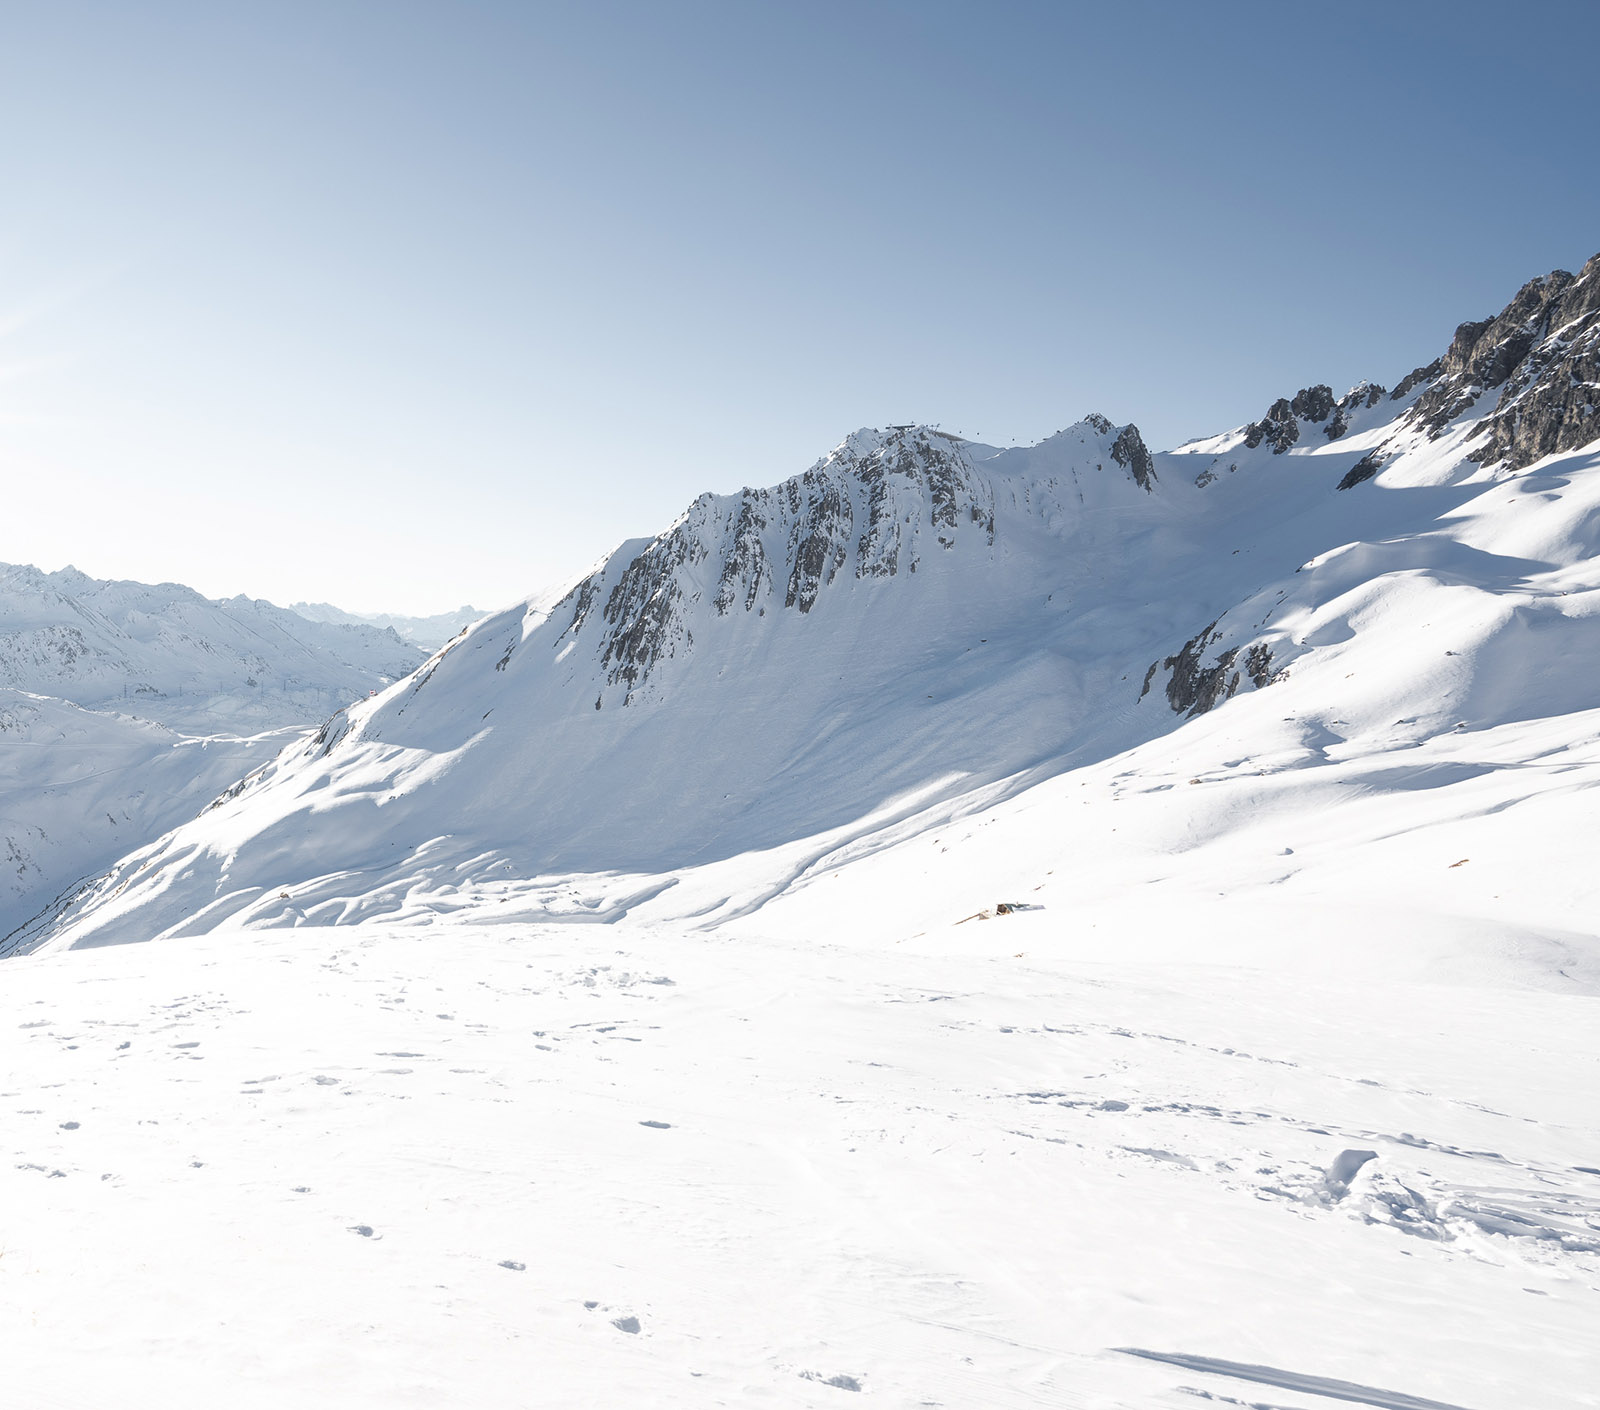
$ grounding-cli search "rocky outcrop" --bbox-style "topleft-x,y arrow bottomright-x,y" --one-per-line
1323,382 -> 1386,441
1244,386 -> 1333,454
1405,254 -> 1600,469
1143,624 -> 1278,716
1390,360 -> 1442,402
1244,382 -> 1387,452
1244,398 -> 1301,454
789,471 -> 852,608
600,517 -> 706,690
1464,253 -> 1600,471
1158,622 -> 1241,716
1110,424 -> 1157,491
1336,450 -> 1384,491
714,499 -> 771,615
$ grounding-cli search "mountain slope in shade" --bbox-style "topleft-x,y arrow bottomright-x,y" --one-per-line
0,691 -> 292,942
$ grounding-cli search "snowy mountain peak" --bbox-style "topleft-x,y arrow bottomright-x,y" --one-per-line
544,422 -> 1001,700
543,417 -> 1165,702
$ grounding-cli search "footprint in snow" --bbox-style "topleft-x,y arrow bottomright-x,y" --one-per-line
638,1120 -> 672,1129
800,1371 -> 862,1392
349,1224 -> 380,1239
611,1316 -> 641,1334
498,1260 -> 525,1271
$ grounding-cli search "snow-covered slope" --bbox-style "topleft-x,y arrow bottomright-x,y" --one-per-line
6,256 -> 1600,1410
0,565 -> 429,942
4,919 -> 1595,1410
0,691 -> 291,941
23,256 -> 1600,974
16,416 -> 1184,948
0,563 -> 425,732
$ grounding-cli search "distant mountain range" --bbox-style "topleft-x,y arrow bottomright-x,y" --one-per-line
288,600 -> 488,650
16,252 -> 1598,969
0,563 -> 424,732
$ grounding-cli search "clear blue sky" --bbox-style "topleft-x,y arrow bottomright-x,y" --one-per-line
2,0 -> 1596,614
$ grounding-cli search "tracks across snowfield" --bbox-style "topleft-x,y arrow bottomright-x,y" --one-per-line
2,921 -> 1596,1409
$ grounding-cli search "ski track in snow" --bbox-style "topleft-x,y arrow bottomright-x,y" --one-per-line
2,923 -> 1596,1409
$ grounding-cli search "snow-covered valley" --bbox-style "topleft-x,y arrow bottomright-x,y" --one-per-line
0,565 -> 425,941
3,254 -> 1599,1408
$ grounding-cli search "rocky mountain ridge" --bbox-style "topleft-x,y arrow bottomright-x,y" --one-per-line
548,417 -> 1151,703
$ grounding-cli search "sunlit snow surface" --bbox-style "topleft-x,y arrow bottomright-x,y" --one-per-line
7,372 -> 1600,1402
3,921 -> 1595,1408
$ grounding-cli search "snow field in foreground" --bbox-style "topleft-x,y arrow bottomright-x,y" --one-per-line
3,921 -> 1596,1409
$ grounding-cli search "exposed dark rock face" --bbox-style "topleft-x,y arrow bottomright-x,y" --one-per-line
1323,382 -> 1386,441
1405,254 -> 1600,468
1244,387 -> 1326,454
1236,372 -> 1391,468
1463,253 -> 1600,471
1148,624 -> 1279,716
1244,398 -> 1300,453
547,425 -> 1006,699
1245,382 -> 1384,453
789,471 -> 853,608
1244,642 -> 1275,688
1390,359 -> 1442,401
600,521 -> 705,689
1110,424 -> 1157,492
1337,451 -> 1384,491
1161,622 -> 1240,717
1291,385 -> 1335,423
560,574 -> 601,639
